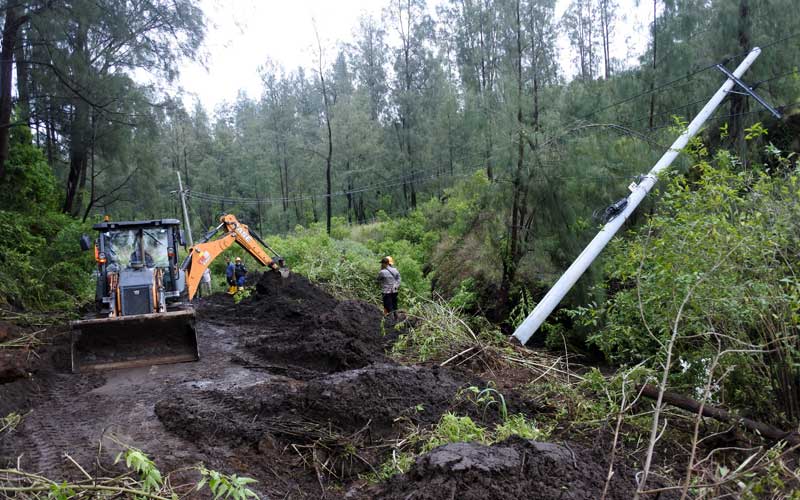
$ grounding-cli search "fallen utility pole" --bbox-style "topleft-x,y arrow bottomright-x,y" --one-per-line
513,47 -> 764,345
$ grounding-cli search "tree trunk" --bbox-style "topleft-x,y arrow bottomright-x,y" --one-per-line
648,0 -> 657,129
729,0 -> 750,166
14,25 -> 29,127
63,21 -> 90,215
281,143 -> 289,213
639,384 -> 800,445
501,0 -> 526,311
346,161 -> 353,224
601,0 -> 611,79
0,5 -> 24,180
317,58 -> 334,235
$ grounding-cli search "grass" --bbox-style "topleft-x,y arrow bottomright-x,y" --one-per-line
0,445 -> 259,500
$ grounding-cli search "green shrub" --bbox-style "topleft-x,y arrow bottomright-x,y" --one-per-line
0,132 -> 94,313
0,210 -> 94,312
579,141 -> 800,420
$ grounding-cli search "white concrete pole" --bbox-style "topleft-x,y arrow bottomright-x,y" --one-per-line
512,47 -> 762,345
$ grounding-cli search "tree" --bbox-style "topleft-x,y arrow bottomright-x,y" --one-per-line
387,0 -> 435,210
350,15 -> 389,123
441,0 -> 502,180
313,24 -> 334,235
562,0 -> 598,80
597,0 -> 616,79
20,0 -> 205,216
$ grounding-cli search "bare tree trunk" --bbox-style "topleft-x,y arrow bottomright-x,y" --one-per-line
600,0 -> 611,79
45,111 -> 54,164
183,145 -> 189,187
648,0 -> 657,129
14,25 -> 29,127
63,21 -> 90,215
281,143 -> 290,214
346,161 -> 353,224
639,384 -> 800,445
81,117 -> 97,222
0,5 -> 25,180
315,26 -> 334,235
729,0 -> 750,166
501,0 -> 526,311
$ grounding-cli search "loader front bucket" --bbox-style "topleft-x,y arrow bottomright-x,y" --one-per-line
70,309 -> 199,373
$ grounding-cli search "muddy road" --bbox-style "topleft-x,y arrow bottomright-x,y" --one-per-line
0,273 -> 657,499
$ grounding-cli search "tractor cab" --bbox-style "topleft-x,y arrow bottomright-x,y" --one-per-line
72,219 -> 198,372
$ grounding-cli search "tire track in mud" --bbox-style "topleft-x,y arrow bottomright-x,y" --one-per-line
1,273 -> 650,499
0,320 -> 268,480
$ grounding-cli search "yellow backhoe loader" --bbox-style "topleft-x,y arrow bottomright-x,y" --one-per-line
71,214 -> 286,373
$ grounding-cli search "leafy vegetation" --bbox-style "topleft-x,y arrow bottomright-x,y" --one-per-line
574,138 -> 800,422
0,446 -> 259,500
364,386 -> 548,482
0,129 -> 93,313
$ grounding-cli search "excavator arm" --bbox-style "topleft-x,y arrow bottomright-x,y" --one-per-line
182,214 -> 284,300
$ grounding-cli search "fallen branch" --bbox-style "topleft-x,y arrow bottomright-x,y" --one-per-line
638,384 -> 800,446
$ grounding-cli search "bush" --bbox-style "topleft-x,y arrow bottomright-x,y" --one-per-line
0,131 -> 94,313
266,223 -> 430,304
580,140 -> 800,422
0,210 -> 94,312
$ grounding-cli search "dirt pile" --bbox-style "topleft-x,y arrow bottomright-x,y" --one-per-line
365,436 -> 668,500
156,364 -> 482,448
0,349 -> 29,383
201,271 -> 399,378
149,273 -> 648,498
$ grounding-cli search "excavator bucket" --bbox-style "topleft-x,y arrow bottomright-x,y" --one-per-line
70,309 -> 199,373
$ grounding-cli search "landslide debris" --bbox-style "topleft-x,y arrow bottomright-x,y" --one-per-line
151,271 -> 656,498
363,437 -> 664,500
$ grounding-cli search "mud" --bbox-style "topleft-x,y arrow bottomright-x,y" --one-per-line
0,271 -> 659,499
362,436 -> 677,500
0,349 -> 29,383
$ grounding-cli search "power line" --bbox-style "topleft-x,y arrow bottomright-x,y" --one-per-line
645,101 -> 800,133
573,60 -> 727,123
190,162 -> 466,201
183,169 -> 476,206
184,163 -> 470,203
616,60 -> 799,131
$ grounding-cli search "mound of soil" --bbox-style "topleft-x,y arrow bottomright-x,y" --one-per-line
155,363 -> 484,448
214,271 -> 402,378
252,271 -> 339,321
366,437 -> 670,500
0,349 -> 29,383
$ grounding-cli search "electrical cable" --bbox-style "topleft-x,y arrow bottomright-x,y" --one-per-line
645,101 -> 800,133
574,64 -> 717,122
179,161 -> 484,205
183,163 -> 456,201
183,170 -> 476,207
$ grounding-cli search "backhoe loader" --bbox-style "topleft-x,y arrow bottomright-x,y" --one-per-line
71,214 -> 286,373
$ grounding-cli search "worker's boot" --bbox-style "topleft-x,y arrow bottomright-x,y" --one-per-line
227,285 -> 237,295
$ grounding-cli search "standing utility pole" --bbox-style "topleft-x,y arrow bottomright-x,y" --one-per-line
176,171 -> 194,248
512,47 -> 765,345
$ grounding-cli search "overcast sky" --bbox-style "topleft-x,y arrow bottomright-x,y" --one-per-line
178,0 -> 652,113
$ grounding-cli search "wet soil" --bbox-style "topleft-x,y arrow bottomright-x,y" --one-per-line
0,271 -> 661,499
362,437 -> 660,500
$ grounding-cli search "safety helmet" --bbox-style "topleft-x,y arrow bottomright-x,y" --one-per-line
235,257 -> 242,262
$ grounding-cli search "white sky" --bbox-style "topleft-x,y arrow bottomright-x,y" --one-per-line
178,0 -> 652,113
